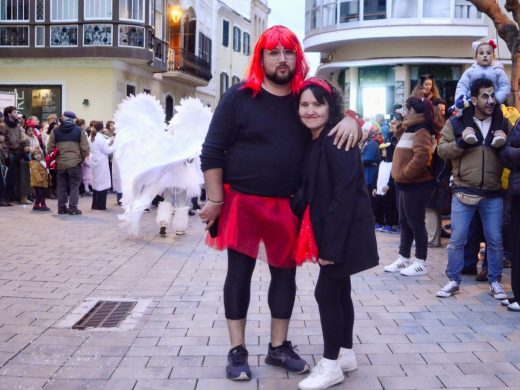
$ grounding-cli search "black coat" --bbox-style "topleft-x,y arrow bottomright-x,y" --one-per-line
303,130 -> 379,276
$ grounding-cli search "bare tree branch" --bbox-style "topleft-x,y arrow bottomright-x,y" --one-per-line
505,0 -> 520,27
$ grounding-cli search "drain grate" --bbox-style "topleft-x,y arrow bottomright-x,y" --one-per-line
72,300 -> 137,330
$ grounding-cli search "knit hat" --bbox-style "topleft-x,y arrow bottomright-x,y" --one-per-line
62,111 -> 77,120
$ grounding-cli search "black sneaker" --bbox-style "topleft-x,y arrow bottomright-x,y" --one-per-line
58,208 -> 69,215
265,341 -> 310,373
226,345 -> 251,381
68,208 -> 82,215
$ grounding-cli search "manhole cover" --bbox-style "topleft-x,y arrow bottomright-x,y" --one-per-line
72,300 -> 137,330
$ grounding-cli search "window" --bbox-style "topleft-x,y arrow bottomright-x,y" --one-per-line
35,26 -> 44,47
198,32 -> 212,64
84,24 -> 112,46
232,75 -> 240,85
243,32 -> 250,56
339,0 -> 359,23
84,0 -> 112,20
423,0 -> 449,18
322,0 -> 337,27
119,25 -> 144,47
0,26 -> 29,46
392,0 -> 418,18
0,0 -> 29,21
51,0 -> 78,21
126,84 -> 136,97
50,25 -> 78,46
120,0 -> 144,22
454,0 -> 481,19
220,72 -> 229,99
35,0 -> 45,22
364,0 -> 385,20
222,19 -> 229,47
233,26 -> 241,52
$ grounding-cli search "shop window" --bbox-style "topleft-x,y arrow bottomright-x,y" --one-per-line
0,84 -> 62,121
0,0 -> 29,21
126,84 -> 136,97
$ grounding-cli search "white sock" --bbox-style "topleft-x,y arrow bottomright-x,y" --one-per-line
321,357 -> 339,369
339,347 -> 354,359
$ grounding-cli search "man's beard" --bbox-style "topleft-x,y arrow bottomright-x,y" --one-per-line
264,67 -> 295,85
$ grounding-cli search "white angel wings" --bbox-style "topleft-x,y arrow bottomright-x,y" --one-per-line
113,93 -> 212,235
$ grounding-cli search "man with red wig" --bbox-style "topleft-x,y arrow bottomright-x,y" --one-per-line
200,25 -> 360,381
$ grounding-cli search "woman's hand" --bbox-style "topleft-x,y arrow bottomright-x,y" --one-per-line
328,115 -> 362,151
199,201 -> 222,229
318,258 -> 334,266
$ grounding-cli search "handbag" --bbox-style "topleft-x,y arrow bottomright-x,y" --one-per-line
290,188 -> 307,218
508,170 -> 520,195
454,191 -> 484,206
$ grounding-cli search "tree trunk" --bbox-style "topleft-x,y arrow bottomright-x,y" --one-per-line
468,0 -> 520,109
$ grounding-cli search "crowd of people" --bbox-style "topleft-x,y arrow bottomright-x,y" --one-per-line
0,108 -> 122,213
2,24 -> 520,390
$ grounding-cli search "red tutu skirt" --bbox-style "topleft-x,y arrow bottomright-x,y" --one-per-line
206,185 -> 300,268
294,205 -> 319,265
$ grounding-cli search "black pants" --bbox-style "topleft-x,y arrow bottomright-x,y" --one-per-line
398,182 -> 435,260
224,249 -> 296,320
373,186 -> 398,226
315,267 -> 353,360
509,195 -> 520,300
91,189 -> 108,210
34,187 -> 47,207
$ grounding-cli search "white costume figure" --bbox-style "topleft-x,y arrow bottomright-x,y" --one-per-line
113,94 -> 211,235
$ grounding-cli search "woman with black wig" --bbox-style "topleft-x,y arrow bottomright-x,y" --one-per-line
294,78 -> 378,390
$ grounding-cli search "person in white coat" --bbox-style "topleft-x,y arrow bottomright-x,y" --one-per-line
89,121 -> 114,210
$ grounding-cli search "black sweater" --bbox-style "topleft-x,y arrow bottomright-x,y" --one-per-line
201,83 -> 310,197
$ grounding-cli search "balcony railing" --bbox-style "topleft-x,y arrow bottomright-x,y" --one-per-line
167,48 -> 212,81
306,0 -> 483,34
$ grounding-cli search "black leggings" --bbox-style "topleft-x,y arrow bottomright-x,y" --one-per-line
315,268 -> 354,360
224,249 -> 296,320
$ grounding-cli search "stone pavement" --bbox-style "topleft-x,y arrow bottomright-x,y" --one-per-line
1,195 -> 520,390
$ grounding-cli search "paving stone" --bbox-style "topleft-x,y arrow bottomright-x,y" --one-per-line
438,374 -> 505,388
379,375 -> 444,389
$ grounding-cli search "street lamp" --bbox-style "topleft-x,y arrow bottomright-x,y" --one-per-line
171,6 -> 182,23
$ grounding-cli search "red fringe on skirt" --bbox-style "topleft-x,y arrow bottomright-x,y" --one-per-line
294,205 -> 319,265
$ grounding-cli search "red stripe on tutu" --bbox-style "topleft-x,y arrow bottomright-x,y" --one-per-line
206,185 -> 300,268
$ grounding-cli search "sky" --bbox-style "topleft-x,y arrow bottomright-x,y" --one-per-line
221,0 -> 320,75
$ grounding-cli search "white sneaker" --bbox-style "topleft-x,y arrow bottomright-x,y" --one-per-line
489,281 -> 508,300
298,359 -> 344,390
436,280 -> 460,298
400,258 -> 428,276
384,256 -> 410,273
338,347 -> 357,372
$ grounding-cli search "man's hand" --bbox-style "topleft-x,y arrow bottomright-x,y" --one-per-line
199,202 -> 222,229
328,115 -> 361,151
382,184 -> 389,194
318,258 -> 334,266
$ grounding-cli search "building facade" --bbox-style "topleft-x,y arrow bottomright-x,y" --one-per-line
304,0 -> 511,117
0,0 -> 269,122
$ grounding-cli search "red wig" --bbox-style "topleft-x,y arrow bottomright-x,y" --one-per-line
242,25 -> 309,96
